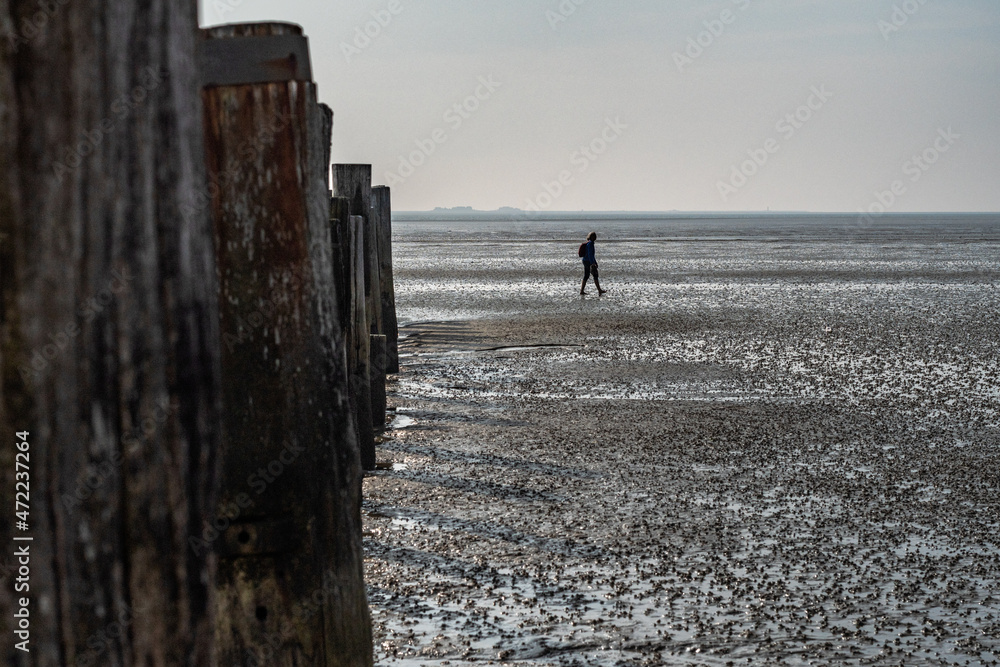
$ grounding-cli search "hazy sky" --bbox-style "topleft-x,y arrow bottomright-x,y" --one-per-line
200,1 -> 1000,212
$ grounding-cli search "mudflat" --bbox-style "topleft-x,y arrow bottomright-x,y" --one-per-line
365,215 -> 1000,666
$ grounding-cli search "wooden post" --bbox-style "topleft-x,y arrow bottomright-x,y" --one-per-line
349,216 -> 376,468
201,22 -> 371,666
364,232 -> 386,429
331,166 -> 378,332
319,105 -> 334,184
332,199 -> 376,467
330,197 -> 353,338
372,186 -> 400,374
333,166 -> 385,455
370,334 -> 388,430
0,2 -> 222,664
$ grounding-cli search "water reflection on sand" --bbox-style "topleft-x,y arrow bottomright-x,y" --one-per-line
365,215 -> 1000,666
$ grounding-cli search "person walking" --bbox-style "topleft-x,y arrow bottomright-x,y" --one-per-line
580,232 -> 606,295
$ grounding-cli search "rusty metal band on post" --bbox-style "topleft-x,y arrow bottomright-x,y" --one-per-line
199,33 -> 313,87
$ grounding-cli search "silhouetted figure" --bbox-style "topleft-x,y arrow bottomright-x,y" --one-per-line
580,232 -> 607,295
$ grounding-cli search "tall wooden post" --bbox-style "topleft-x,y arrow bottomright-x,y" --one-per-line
332,199 -> 375,468
370,334 -> 388,430
201,22 -> 371,666
0,1 -> 222,664
331,166 -> 378,336
333,166 -> 384,456
349,216 -> 376,469
372,186 -> 400,374
330,197 -> 353,342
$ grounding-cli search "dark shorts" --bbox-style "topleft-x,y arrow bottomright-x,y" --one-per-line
583,262 -> 598,281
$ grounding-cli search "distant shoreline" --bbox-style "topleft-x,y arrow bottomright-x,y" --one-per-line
392,210 -> 999,222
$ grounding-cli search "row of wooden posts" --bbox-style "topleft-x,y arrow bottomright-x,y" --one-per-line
331,169 -> 401,470
206,22 -> 399,666
1,16 -> 389,667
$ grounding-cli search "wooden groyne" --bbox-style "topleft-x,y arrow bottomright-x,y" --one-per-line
201,21 -> 403,665
201,22 -> 375,665
0,2 -> 222,663
1,14 -> 397,667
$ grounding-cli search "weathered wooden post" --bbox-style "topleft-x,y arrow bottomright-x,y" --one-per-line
319,106 -> 334,184
331,200 -> 376,466
333,166 -> 386,449
363,216 -> 387,430
349,215 -> 376,468
332,166 -> 378,340
330,197 -> 353,338
372,186 -> 400,374
370,334 -> 388,430
0,2 -> 222,664
200,22 -> 371,666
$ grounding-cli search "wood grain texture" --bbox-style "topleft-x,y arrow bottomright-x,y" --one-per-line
201,23 -> 371,666
330,197 -> 353,333
348,215 -> 375,470
0,0 -> 222,664
331,198 -> 375,468
369,334 -> 387,430
333,166 -> 378,468
332,165 -> 380,337
372,186 -> 399,374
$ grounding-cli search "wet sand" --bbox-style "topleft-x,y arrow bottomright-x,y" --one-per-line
364,216 -> 1000,666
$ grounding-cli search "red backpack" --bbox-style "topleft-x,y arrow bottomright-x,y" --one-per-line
578,242 -> 587,257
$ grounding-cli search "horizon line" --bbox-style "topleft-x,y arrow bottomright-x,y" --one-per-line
392,209 -> 1000,216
